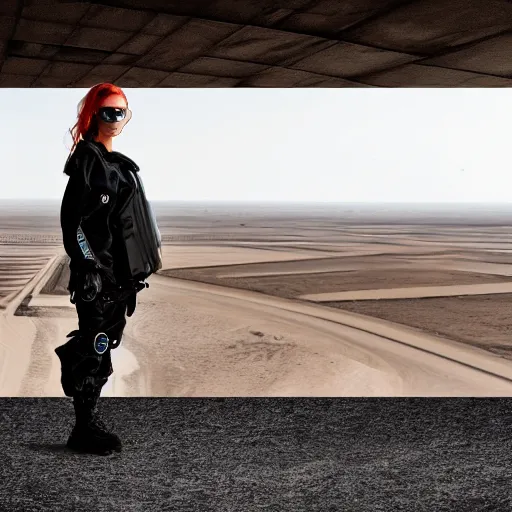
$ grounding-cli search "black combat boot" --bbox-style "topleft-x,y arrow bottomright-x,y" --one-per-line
67,382 -> 122,455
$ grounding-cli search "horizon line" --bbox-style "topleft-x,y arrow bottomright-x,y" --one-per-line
2,198 -> 512,205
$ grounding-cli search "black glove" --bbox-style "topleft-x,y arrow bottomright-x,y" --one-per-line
75,259 -> 113,302
126,280 -> 148,316
80,270 -> 102,301
126,292 -> 136,317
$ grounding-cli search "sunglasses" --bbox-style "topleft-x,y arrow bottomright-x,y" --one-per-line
97,107 -> 129,123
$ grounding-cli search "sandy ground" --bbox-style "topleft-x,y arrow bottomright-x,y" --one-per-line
300,282 -> 512,301
324,294 -> 512,360
0,246 -> 55,304
5,271 -> 512,397
159,244 -> 347,269
3,200 -> 512,396
162,267 -> 509,299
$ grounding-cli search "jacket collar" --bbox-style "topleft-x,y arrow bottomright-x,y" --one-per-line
78,138 -> 140,172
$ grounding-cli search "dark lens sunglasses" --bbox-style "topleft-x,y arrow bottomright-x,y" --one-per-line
97,107 -> 128,123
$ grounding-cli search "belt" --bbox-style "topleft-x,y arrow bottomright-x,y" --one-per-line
70,280 -> 149,304
102,280 -> 149,303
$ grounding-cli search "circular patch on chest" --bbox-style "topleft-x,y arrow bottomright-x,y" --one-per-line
101,194 -> 109,204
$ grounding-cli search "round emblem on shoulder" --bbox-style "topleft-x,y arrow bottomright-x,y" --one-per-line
101,194 -> 109,204
93,332 -> 109,355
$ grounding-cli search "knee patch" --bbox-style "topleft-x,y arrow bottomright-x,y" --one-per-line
55,331 -> 113,396
93,332 -> 109,355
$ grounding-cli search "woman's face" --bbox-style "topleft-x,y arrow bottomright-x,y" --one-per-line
96,94 -> 131,139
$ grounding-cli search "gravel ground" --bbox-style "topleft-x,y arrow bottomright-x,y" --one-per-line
1,398 -> 512,511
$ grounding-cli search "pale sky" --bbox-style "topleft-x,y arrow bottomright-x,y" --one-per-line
1,88 -> 511,202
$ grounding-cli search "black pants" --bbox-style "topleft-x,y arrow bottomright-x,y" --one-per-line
57,291 -> 130,397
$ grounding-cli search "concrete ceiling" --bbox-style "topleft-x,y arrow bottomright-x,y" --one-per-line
1,0 -> 512,87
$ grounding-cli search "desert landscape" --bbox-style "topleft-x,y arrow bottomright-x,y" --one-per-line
3,199 -> 512,397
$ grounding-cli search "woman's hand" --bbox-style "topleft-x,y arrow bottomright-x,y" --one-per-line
75,259 -> 113,302
80,269 -> 103,302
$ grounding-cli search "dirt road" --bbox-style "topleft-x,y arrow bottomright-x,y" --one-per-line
3,265 -> 512,397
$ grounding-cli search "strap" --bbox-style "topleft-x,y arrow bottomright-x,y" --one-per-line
102,280 -> 149,303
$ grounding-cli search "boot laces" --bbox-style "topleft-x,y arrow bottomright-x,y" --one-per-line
88,412 -> 111,434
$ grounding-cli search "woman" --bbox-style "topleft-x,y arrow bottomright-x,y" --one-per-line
55,83 -> 162,455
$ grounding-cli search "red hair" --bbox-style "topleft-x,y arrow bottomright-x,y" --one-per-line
68,82 -> 128,154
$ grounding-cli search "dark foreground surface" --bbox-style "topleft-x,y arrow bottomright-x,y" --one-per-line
1,399 -> 512,511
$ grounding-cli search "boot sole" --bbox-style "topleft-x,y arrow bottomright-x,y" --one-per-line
67,438 -> 122,455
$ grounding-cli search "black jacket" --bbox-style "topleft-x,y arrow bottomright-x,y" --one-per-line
60,138 -> 162,286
